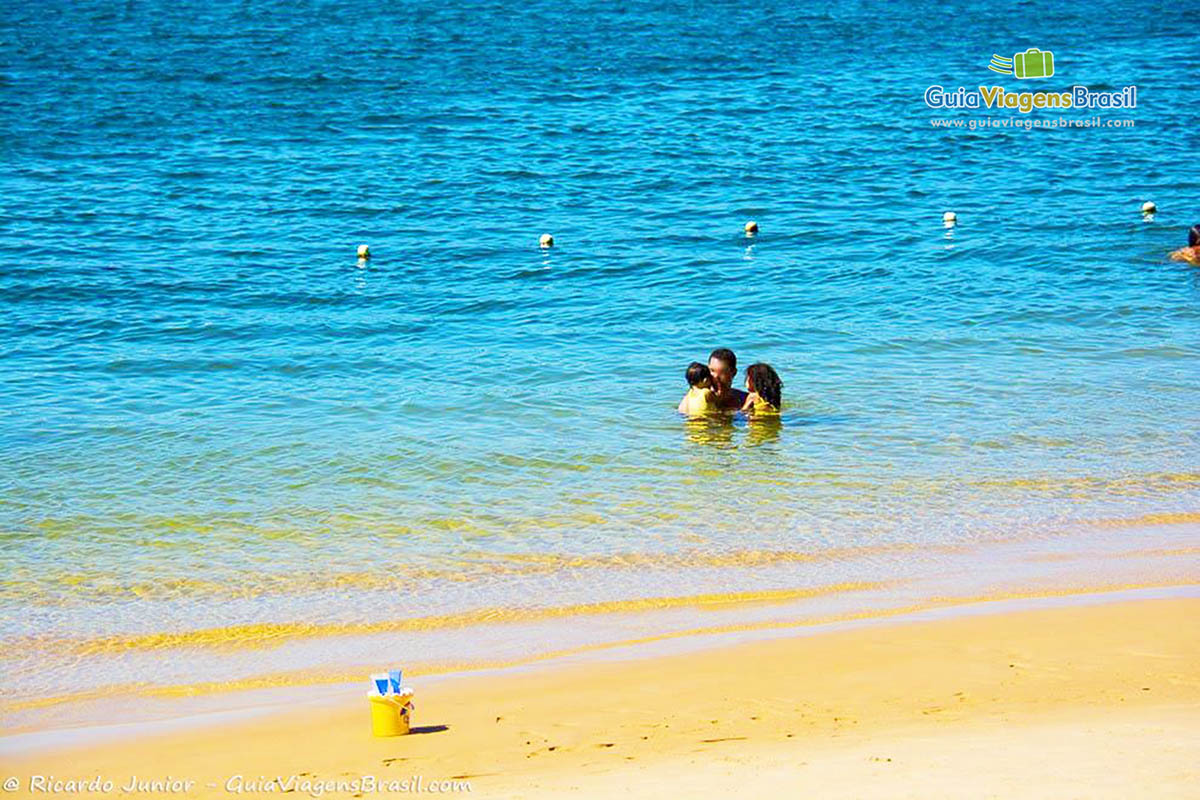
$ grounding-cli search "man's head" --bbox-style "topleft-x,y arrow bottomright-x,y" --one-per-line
707,348 -> 737,393
1189,224 -> 1200,248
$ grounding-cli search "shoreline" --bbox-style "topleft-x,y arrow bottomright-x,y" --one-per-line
3,579 -> 1197,753
5,514 -> 1195,740
2,580 -> 1196,754
4,587 -> 1198,797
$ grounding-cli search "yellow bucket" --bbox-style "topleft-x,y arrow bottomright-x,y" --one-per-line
368,692 -> 412,737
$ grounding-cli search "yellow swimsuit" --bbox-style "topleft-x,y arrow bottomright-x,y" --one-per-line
681,385 -> 718,416
751,397 -> 779,415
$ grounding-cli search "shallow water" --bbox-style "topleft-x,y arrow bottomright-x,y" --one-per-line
1,0 -> 1198,728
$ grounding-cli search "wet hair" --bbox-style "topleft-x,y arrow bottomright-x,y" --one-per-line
1189,225 -> 1200,248
686,361 -> 711,388
746,363 -> 782,409
708,348 -> 737,372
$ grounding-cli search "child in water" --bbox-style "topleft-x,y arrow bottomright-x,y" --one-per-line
741,362 -> 782,415
678,361 -> 719,416
1169,225 -> 1200,265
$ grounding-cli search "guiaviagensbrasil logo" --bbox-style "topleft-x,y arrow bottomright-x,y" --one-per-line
988,49 -> 1054,79
924,47 -> 1137,114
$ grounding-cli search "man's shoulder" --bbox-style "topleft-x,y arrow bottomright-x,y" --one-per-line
722,388 -> 748,408
1171,247 -> 1200,264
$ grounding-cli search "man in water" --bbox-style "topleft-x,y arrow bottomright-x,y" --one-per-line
1169,225 -> 1200,265
707,348 -> 748,410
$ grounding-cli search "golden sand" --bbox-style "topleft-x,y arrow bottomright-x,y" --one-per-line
4,593 -> 1198,798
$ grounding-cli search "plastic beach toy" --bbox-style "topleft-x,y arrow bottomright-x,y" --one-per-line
369,690 -> 413,737
368,669 -> 415,737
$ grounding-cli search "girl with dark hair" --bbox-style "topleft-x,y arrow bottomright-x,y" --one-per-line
678,361 -> 719,416
741,363 -> 782,415
1169,225 -> 1200,265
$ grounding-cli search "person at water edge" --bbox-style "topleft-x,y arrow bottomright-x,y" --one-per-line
741,362 -> 783,415
1168,225 -> 1200,265
678,361 -> 719,416
707,348 -> 748,410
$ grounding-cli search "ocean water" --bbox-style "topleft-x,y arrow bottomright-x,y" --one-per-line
1,0 -> 1199,733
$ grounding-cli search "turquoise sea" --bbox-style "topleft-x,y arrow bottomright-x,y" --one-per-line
1,0 -> 1198,734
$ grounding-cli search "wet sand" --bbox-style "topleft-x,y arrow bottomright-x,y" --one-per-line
4,594 -> 1198,798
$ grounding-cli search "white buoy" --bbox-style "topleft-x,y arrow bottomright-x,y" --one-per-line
943,211 -> 957,224
357,244 -> 370,259
539,233 -> 554,248
744,220 -> 758,235
1141,201 -> 1157,214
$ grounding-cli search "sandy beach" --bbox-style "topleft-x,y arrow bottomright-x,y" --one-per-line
5,592 -> 1197,798
5,1 -> 1198,798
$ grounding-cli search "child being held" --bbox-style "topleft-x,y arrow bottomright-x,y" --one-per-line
741,362 -> 782,415
678,361 -> 719,416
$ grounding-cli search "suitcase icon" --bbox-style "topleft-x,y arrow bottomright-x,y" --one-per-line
1013,48 -> 1054,79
